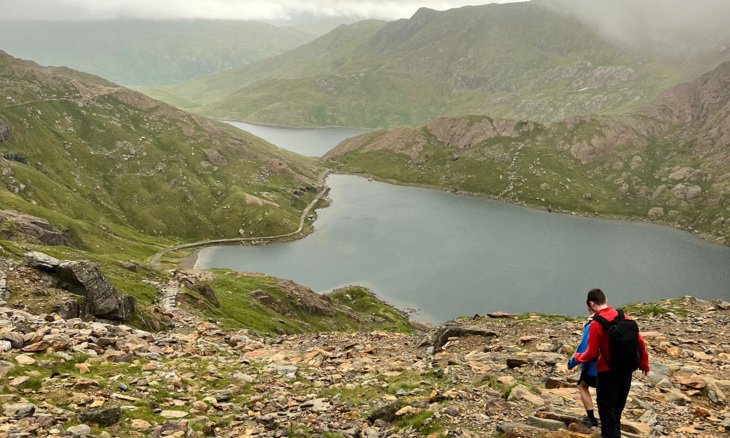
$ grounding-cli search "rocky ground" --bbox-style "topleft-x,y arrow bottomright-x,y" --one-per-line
1,256 -> 728,437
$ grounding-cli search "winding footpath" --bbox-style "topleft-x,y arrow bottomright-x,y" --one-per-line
148,171 -> 330,269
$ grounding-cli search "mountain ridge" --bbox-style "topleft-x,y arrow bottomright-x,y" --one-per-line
325,61 -> 730,243
150,2 -> 729,128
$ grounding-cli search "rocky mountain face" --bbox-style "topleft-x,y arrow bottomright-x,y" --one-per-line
647,60 -> 730,150
0,51 -> 320,248
1,275 -> 728,437
326,61 -> 730,243
152,2 -> 728,128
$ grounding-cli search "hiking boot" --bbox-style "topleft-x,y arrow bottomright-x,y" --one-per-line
577,415 -> 598,428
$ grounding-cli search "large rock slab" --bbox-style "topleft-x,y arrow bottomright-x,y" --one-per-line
23,252 -> 135,321
433,324 -> 498,350
0,210 -> 71,246
23,251 -> 61,270
79,406 -> 122,426
57,260 -> 135,320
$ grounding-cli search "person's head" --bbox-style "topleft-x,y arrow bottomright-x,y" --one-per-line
586,288 -> 607,313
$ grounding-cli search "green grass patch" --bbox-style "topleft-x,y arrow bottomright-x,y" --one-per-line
396,410 -> 444,435
188,271 -> 413,335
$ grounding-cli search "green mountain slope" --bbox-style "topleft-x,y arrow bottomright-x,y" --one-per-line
151,2 -> 728,128
0,51 -> 320,255
324,61 -> 730,243
145,20 -> 388,112
0,20 -> 315,86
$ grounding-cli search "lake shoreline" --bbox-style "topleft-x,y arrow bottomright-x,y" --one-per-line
335,171 -> 729,248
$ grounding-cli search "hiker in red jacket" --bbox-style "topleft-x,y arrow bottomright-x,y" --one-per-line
572,289 -> 650,438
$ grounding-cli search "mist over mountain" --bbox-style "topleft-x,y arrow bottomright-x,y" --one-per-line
150,1 -> 729,128
0,20 -> 314,86
541,0 -> 730,54
0,0 -> 524,22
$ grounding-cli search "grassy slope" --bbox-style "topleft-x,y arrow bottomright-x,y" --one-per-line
148,20 -> 388,110
180,272 -> 413,334
0,51 -> 321,252
150,3 -> 727,128
0,20 -> 315,86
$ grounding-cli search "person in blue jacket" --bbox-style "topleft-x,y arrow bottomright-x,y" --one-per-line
568,312 -> 599,428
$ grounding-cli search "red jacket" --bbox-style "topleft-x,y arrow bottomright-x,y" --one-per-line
573,306 -> 650,373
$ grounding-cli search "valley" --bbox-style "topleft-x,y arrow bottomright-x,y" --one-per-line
0,1 -> 729,436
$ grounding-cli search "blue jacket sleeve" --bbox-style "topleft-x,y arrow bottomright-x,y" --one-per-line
576,323 -> 590,354
568,322 -> 591,370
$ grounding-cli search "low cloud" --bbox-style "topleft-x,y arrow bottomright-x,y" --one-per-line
0,0 -> 525,21
541,0 -> 730,54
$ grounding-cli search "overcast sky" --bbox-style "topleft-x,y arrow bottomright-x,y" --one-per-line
0,0 -> 525,21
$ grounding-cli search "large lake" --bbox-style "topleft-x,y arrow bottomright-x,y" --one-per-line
201,125 -> 730,323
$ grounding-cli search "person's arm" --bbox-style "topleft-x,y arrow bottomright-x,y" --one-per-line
574,321 -> 601,363
626,313 -> 650,374
638,333 -> 650,374
568,323 -> 590,369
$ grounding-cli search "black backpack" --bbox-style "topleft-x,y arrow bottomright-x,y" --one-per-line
593,309 -> 640,373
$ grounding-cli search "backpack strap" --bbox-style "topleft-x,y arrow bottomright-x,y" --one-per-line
592,314 -> 609,330
616,309 -> 625,321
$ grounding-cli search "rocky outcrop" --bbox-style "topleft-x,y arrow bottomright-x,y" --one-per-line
56,261 -> 135,320
0,210 -> 71,246
22,251 -> 135,321
324,127 -> 428,160
180,277 -> 220,308
425,117 -> 528,149
0,117 -> 9,142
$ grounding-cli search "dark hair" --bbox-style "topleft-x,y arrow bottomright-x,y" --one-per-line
587,288 -> 606,306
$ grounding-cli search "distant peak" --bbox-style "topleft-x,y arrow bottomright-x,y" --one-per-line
413,7 -> 437,15
411,7 -> 438,20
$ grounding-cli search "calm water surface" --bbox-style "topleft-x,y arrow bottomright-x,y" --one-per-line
225,120 -> 367,157
199,174 -> 730,323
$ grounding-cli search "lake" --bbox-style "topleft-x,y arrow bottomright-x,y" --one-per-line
225,120 -> 368,157
199,173 -> 730,323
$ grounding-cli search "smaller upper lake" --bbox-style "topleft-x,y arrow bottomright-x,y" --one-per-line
225,120 -> 367,157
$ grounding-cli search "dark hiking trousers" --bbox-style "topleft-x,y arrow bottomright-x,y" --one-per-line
596,370 -> 633,438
